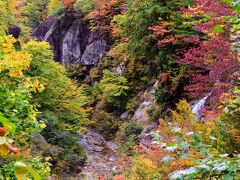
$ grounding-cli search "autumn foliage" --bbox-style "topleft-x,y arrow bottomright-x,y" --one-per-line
178,0 -> 239,99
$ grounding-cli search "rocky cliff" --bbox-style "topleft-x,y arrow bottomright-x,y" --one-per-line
32,9 -> 109,67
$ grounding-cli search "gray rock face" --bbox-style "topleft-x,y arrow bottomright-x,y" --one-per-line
32,11 -> 109,67
134,101 -> 152,122
81,40 -> 108,66
62,20 -> 88,66
79,130 -> 122,179
32,16 -> 61,60
32,16 -> 58,41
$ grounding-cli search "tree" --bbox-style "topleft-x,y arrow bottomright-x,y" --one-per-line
74,0 -> 95,13
178,0 -> 239,100
23,40 -> 90,129
23,0 -> 49,28
0,35 -> 50,179
98,69 -> 129,108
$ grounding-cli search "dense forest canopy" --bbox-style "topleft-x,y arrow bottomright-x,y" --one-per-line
0,0 -> 239,179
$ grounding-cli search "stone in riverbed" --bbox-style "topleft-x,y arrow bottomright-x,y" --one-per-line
79,130 -> 106,152
120,111 -> 129,120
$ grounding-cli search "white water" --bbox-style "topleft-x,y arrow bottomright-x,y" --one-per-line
192,93 -> 211,119
43,22 -> 57,41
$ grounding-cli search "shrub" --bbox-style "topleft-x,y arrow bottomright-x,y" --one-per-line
116,121 -> 143,154
74,0 -> 95,13
98,69 -> 129,108
92,110 -> 119,139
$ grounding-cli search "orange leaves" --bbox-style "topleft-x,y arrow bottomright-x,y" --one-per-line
87,0 -> 120,28
62,0 -> 75,6
149,26 -> 172,37
160,72 -> 168,82
149,21 -> 183,47
4,51 -> 31,78
93,0 -> 118,10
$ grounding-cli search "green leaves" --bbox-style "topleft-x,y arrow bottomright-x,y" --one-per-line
0,113 -> 16,134
14,162 -> 41,180
74,0 -> 95,13
233,1 -> 240,13
212,25 -> 224,33
99,70 -> 129,107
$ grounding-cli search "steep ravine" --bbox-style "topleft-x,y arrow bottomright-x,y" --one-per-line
32,10 -> 211,178
32,11 -> 123,178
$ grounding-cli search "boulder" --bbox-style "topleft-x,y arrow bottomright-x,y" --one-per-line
119,111 -> 129,120
8,25 -> 21,39
139,123 -> 158,148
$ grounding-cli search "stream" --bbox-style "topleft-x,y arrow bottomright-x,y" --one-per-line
78,130 -> 124,179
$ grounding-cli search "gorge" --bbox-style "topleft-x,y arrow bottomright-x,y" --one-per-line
0,0 -> 239,179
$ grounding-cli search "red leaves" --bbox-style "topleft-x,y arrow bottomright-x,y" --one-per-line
62,0 -> 75,7
160,72 -> 169,82
149,25 -> 183,47
180,35 -> 238,99
183,36 -> 201,45
7,143 -> 18,154
178,0 -> 239,100
0,127 -> 7,136
183,0 -> 233,17
0,127 -> 19,155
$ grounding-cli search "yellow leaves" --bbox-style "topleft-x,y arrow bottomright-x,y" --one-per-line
22,78 -> 45,93
0,1 -> 9,35
39,123 -> 46,129
45,156 -> 52,161
0,35 -> 16,53
5,51 -> 31,78
0,35 -> 32,78
129,155 -> 162,179
159,118 -> 172,136
171,99 -> 197,130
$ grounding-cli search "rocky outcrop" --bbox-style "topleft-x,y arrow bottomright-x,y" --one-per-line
32,16 -> 61,60
62,19 -> 89,66
139,123 -> 158,148
32,10 -> 109,67
81,40 -> 109,66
